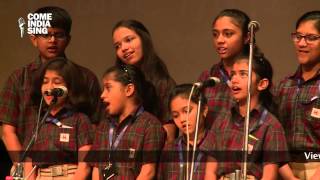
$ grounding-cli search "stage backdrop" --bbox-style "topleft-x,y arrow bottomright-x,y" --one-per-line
1,0 -> 319,88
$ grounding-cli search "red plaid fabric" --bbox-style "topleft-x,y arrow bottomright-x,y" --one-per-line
26,107 -> 93,167
0,59 -> 41,144
202,104 -> 289,179
0,57 -> 101,145
198,62 -> 235,126
273,66 -> 320,151
90,111 -> 166,180
158,134 -> 208,180
156,77 -> 176,124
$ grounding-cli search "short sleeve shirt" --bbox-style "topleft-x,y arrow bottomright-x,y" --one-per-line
158,133 -> 209,180
198,62 -> 235,126
273,66 -> 320,152
89,109 -> 166,180
26,107 -> 93,167
201,105 -> 289,179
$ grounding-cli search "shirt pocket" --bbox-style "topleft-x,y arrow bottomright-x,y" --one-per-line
116,134 -> 142,177
299,95 -> 320,130
54,125 -> 77,151
248,134 -> 259,154
248,134 -> 265,162
115,149 -> 140,178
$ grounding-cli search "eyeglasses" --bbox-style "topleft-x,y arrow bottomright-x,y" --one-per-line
291,32 -> 320,44
37,32 -> 68,40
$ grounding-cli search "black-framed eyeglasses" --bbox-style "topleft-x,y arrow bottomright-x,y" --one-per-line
291,32 -> 320,44
37,32 -> 68,40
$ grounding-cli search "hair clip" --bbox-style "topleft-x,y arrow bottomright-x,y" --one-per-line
259,57 -> 264,62
120,64 -> 133,83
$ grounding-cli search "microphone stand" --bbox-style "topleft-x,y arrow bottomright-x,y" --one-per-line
11,98 -> 57,180
189,92 -> 202,180
241,24 -> 256,180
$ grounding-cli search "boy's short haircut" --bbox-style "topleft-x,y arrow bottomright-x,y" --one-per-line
34,6 -> 72,35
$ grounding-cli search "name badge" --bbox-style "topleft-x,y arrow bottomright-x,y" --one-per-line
248,134 -> 258,154
129,148 -> 136,159
60,133 -> 70,142
311,108 -> 320,119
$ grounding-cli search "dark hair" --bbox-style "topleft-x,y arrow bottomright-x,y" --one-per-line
296,11 -> 320,33
168,84 -> 207,112
103,64 -> 160,116
235,53 -> 277,115
212,9 -> 251,55
32,57 -> 90,113
34,6 -> 72,35
112,19 -> 176,120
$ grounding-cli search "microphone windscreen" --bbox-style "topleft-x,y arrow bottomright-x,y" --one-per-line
248,21 -> 260,32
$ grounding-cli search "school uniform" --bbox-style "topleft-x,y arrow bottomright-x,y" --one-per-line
202,104 -> 289,179
155,76 -> 176,124
0,57 -> 101,145
274,67 -> 320,179
158,132 -> 209,180
198,61 -> 235,126
89,107 -> 166,180
26,106 -> 93,179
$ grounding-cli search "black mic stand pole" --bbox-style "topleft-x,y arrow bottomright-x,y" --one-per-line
241,23 -> 256,180
11,98 -> 57,180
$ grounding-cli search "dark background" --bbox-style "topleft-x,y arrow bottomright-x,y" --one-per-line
1,0 -> 320,87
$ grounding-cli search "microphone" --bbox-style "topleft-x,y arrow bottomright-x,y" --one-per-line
18,17 -> 26,38
248,20 -> 260,33
44,86 -> 68,98
194,77 -> 220,89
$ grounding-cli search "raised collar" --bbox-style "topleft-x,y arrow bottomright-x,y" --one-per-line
110,106 -> 144,129
231,103 -> 264,125
289,65 -> 320,83
180,130 -> 208,148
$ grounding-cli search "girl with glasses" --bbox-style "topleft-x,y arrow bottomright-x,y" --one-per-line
274,11 -> 320,180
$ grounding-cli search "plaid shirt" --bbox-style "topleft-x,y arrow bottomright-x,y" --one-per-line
198,62 -> 235,126
202,104 -> 289,179
155,76 -> 176,124
0,58 -> 41,144
90,109 -> 166,180
158,133 -> 208,180
273,66 -> 320,151
26,107 -> 93,167
0,57 -> 101,144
